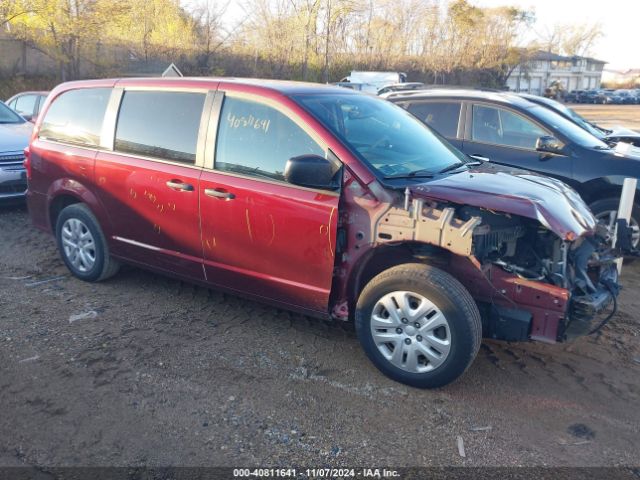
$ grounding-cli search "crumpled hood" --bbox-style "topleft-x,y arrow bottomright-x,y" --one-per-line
410,162 -> 596,240
0,122 -> 32,153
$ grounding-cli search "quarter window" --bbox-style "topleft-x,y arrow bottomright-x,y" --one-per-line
406,102 -> 461,138
472,105 -> 547,149
115,91 -> 206,164
215,96 -> 324,181
39,88 -> 110,147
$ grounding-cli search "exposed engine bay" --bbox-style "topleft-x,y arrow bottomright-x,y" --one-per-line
459,205 -> 614,292
374,197 -> 622,342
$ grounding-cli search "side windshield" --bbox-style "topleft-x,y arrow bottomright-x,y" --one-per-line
543,98 -> 604,139
528,105 -> 610,149
0,101 -> 26,124
293,93 -> 466,178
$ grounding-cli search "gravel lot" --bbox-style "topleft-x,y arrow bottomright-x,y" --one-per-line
572,104 -> 640,131
1,203 -> 639,469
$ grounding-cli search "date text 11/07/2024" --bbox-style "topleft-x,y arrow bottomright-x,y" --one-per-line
232,468 -> 401,478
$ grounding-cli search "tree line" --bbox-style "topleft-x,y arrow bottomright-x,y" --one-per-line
0,0 -> 602,87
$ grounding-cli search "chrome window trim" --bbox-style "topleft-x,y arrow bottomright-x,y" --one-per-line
37,138 -> 104,153
203,91 -> 224,170
97,148 -> 204,171
100,88 -> 123,150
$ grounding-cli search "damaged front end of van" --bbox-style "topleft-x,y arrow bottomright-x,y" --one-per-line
334,162 -> 625,344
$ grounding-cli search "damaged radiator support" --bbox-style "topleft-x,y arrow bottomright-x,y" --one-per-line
375,198 -> 482,256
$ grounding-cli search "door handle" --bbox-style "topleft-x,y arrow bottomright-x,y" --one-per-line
166,180 -> 194,191
469,154 -> 490,162
204,188 -> 236,200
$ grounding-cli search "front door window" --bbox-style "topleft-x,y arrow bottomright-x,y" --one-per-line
472,105 -> 547,149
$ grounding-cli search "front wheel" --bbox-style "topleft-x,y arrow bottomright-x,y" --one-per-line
355,263 -> 481,388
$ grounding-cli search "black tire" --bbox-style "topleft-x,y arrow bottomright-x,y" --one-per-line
55,203 -> 120,282
590,197 -> 640,262
355,263 -> 481,388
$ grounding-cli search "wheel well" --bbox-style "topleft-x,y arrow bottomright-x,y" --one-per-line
579,184 -> 622,206
351,243 -> 451,304
49,194 -> 81,230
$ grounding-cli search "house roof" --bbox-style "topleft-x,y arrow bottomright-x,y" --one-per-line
528,50 -> 607,65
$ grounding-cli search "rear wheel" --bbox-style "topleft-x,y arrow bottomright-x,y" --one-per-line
355,263 -> 481,388
55,203 -> 120,282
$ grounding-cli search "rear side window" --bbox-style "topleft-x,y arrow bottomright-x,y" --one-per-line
115,91 -> 206,164
39,88 -> 110,147
405,102 -> 461,138
14,95 -> 37,116
215,96 -> 324,181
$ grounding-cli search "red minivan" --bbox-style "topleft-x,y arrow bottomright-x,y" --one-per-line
26,77 -> 621,387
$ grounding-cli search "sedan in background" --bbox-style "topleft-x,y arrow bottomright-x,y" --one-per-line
5,91 -> 49,123
0,101 -> 32,202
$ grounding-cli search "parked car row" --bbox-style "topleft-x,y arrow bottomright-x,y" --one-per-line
15,77 -> 636,389
565,88 -> 640,104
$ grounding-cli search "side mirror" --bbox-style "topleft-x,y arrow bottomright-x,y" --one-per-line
536,135 -> 563,155
284,154 -> 340,190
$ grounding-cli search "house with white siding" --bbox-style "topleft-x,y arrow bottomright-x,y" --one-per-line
506,51 -> 606,95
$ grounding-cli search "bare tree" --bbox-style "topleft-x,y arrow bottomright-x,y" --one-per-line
536,21 -> 603,57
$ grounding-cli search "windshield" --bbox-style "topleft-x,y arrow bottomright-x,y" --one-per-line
0,102 -> 25,124
292,93 -> 466,178
528,105 -> 610,149
543,98 -> 605,139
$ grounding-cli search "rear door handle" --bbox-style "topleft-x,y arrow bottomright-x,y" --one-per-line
166,180 -> 194,192
469,154 -> 490,162
204,188 -> 236,200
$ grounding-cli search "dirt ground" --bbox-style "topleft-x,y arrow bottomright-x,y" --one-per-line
572,104 -> 640,131
1,203 -> 639,469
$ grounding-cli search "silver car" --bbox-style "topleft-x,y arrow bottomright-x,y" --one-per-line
0,101 -> 32,202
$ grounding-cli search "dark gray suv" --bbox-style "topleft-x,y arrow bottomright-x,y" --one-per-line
384,89 -> 640,248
